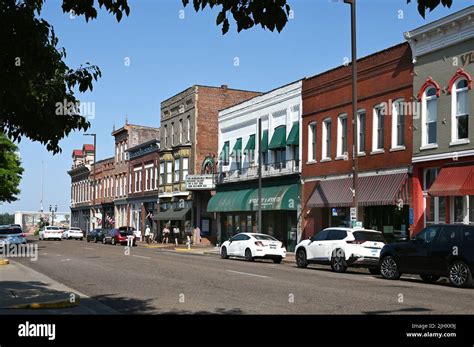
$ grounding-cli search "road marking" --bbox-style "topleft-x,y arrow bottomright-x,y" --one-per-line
132,255 -> 151,260
84,247 -> 94,250
60,259 -> 71,262
225,270 -> 270,279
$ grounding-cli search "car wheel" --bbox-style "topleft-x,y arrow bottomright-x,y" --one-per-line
244,248 -> 254,262
380,256 -> 401,280
94,237 -> 97,243
273,257 -> 282,264
80,238 -> 83,241
449,261 -> 473,288
102,238 -> 106,244
420,274 -> 440,283
296,248 -> 308,268
221,247 -> 229,259
369,268 -> 380,275
87,238 -> 90,243
331,249 -> 347,273
111,238 -> 116,246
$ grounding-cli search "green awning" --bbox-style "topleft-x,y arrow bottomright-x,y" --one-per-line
219,142 -> 229,161
154,207 -> 190,221
268,126 -> 287,149
286,122 -> 299,146
229,138 -> 242,157
207,189 -> 254,212
207,184 -> 300,212
246,184 -> 299,211
244,134 -> 255,153
261,130 -> 269,153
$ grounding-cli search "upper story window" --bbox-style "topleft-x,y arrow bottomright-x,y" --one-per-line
171,122 -> 175,146
166,161 -> 172,184
391,99 -> 405,149
179,119 -> 183,144
182,158 -> 189,181
452,79 -> 470,142
174,158 -> 181,182
357,110 -> 366,154
372,105 -> 384,152
322,118 -> 332,160
160,162 -> 165,185
423,87 -> 438,146
164,125 -> 168,147
337,114 -> 348,158
187,116 -> 191,142
308,122 -> 317,162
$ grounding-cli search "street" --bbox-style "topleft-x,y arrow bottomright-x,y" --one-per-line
10,237 -> 474,315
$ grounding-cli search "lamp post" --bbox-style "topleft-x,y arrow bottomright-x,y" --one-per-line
49,204 -> 57,226
343,0 -> 359,225
84,133 -> 97,231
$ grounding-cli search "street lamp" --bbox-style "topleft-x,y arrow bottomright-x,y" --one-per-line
343,0 -> 359,225
84,133 -> 97,231
49,204 -> 58,226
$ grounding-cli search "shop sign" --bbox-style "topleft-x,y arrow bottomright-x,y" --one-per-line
186,175 -> 215,190
248,196 -> 282,209
350,207 -> 357,221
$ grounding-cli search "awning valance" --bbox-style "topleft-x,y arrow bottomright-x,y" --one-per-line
207,184 -> 299,213
286,122 -> 299,146
268,126 -> 287,149
261,130 -> 269,153
307,173 -> 408,208
429,165 -> 474,196
219,142 -> 229,161
244,134 -> 255,153
229,138 -> 242,158
154,207 -> 190,221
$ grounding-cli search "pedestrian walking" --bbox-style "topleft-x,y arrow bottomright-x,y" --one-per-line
185,223 -> 193,249
162,225 -> 170,244
145,225 -> 151,244
193,225 -> 201,245
173,225 -> 180,246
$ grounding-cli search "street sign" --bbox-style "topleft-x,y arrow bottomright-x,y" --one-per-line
350,207 -> 357,221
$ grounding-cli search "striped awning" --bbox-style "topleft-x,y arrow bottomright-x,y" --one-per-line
429,164 -> 474,196
307,173 -> 409,208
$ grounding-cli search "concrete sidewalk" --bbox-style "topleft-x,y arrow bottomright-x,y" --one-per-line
0,260 -> 117,314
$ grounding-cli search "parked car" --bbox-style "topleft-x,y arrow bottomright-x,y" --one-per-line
295,228 -> 386,274
379,224 -> 474,288
62,227 -> 84,240
0,225 -> 27,248
39,226 -> 63,241
86,228 -> 105,243
103,227 -> 137,246
220,233 -> 286,263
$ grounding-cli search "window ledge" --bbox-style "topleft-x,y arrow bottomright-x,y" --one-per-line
420,144 -> 438,151
370,149 -> 385,155
357,152 -> 366,157
306,160 -> 317,165
390,146 -> 406,152
335,155 -> 348,161
320,158 -> 332,163
449,139 -> 470,147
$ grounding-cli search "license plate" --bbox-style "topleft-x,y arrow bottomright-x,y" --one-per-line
270,245 -> 276,249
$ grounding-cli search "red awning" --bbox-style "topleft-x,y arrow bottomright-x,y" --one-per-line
428,165 -> 474,196
307,173 -> 409,208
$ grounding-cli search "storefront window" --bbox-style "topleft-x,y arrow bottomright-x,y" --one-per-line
247,215 -> 253,233
426,196 -> 435,225
454,196 -> 464,223
226,215 -> 233,237
438,197 -> 446,224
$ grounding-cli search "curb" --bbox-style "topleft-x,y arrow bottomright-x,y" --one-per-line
5,296 -> 81,310
0,259 -> 10,265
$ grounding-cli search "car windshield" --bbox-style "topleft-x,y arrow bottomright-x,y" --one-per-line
253,234 -> 278,241
71,228 -> 81,231
119,230 -> 133,236
353,231 -> 385,242
47,227 -> 60,230
0,227 -> 22,235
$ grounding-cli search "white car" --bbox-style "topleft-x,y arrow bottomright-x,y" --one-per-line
62,227 -> 84,240
220,233 -> 286,264
39,226 -> 63,241
295,227 -> 386,274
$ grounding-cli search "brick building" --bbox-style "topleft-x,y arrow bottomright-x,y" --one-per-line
157,85 -> 261,244
301,43 -> 414,241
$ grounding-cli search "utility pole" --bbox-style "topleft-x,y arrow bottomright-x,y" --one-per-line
257,118 -> 262,233
344,0 -> 359,225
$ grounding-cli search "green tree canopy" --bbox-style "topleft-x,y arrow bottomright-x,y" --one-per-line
0,132 -> 23,203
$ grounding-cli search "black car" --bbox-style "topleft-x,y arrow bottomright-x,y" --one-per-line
379,224 -> 474,288
86,228 -> 106,243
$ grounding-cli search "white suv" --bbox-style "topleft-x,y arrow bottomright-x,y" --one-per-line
295,228 -> 386,274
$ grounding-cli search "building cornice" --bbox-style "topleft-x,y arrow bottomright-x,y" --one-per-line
412,149 -> 474,163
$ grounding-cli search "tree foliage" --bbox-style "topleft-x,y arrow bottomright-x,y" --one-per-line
0,213 -> 15,225
407,0 -> 453,18
0,132 -> 23,203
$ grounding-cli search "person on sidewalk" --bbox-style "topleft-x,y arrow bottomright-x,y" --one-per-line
145,225 -> 151,244
162,225 -> 170,244
173,225 -> 180,246
193,225 -> 201,245
185,223 -> 193,249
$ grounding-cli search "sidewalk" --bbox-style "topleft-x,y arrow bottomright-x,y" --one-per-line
0,260 -> 117,314
136,242 -> 296,262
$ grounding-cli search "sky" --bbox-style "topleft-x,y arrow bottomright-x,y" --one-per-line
2,0 -> 472,214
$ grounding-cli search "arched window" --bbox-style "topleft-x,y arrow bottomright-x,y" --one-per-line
451,78 -> 470,142
422,87 -> 438,147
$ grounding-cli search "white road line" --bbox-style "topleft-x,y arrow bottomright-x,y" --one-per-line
132,255 -> 151,260
225,270 -> 270,279
84,247 -> 94,250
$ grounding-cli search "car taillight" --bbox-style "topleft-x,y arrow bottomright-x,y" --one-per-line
255,241 -> 264,247
20,233 -> 26,237
346,240 -> 365,244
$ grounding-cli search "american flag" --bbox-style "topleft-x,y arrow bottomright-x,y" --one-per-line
106,214 -> 115,226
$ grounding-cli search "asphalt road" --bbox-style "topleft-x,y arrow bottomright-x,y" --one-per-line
12,237 -> 474,314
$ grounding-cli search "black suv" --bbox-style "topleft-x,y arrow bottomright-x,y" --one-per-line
379,224 -> 474,288
86,228 -> 106,243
